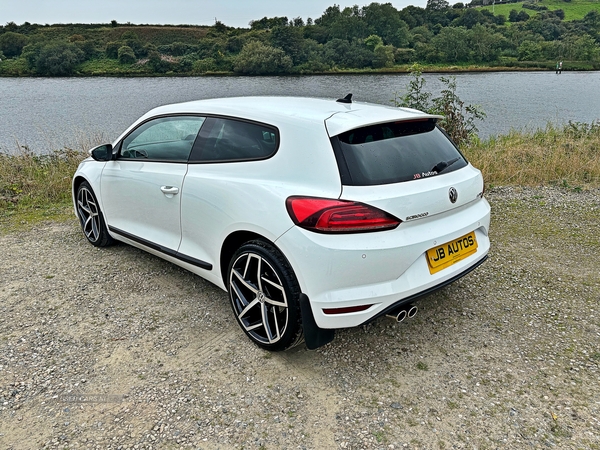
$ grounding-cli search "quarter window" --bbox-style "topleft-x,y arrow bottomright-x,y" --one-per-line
120,116 -> 205,162
191,117 -> 279,162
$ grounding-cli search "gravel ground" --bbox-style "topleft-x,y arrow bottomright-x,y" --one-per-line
1,186 -> 599,450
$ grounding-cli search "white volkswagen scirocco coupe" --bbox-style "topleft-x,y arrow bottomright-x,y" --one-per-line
73,95 -> 490,351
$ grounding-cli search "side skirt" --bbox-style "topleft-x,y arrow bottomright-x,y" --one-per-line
109,226 -> 212,271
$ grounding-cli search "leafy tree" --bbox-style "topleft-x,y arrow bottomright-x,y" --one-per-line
118,45 -> 136,64
564,34 -> 599,60
432,26 -> 470,62
373,44 -> 395,68
469,24 -> 504,62
328,6 -> 370,41
105,42 -> 121,59
35,42 -> 85,76
303,25 -> 330,44
363,2 -> 410,46
426,0 -> 450,10
322,38 -> 373,68
364,34 -> 384,51
399,6 -> 427,29
271,25 -> 306,64
0,32 -> 29,58
518,40 -> 543,60
250,16 -> 289,30
147,51 -> 173,73
452,8 -> 485,28
233,40 -> 293,75
410,25 -> 434,45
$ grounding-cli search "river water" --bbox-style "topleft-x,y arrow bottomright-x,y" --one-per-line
1,71 -> 599,153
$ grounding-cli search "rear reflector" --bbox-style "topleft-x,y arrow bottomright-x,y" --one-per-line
323,304 -> 373,315
286,196 -> 401,233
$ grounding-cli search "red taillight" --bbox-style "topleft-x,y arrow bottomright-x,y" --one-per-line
286,196 -> 401,233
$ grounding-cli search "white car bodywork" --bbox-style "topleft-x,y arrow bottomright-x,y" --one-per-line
73,96 -> 490,349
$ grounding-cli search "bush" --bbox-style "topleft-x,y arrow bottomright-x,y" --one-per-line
395,48 -> 416,64
393,65 -> 485,147
233,40 -> 293,75
147,51 -> 173,73
373,44 -> 395,68
0,32 -> 29,58
522,2 -> 548,11
192,57 -> 218,73
105,41 -> 121,59
117,45 -> 136,64
35,42 -> 85,76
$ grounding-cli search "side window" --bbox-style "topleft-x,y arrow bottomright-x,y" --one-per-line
191,117 -> 279,162
120,116 -> 205,162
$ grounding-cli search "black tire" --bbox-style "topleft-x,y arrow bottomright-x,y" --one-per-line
75,181 -> 114,247
228,240 -> 303,351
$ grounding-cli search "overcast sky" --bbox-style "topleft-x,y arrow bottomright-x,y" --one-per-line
1,0 -> 431,29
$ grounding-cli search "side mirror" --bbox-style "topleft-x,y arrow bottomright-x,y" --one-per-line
89,144 -> 113,162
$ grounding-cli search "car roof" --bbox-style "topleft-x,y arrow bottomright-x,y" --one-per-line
142,96 -> 442,137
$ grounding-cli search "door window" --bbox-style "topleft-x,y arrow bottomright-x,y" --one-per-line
120,116 -> 205,162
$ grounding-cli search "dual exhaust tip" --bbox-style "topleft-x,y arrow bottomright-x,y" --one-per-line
386,304 -> 418,323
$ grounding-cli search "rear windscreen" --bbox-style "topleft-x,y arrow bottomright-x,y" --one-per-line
332,119 -> 468,186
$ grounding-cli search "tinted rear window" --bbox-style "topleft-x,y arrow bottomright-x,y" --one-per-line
332,119 -> 467,186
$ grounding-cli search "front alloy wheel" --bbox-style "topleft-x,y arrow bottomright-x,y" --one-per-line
76,181 -> 113,247
228,241 -> 303,351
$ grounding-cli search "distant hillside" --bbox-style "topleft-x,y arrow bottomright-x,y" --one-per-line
0,1 -> 599,77
474,0 -> 600,21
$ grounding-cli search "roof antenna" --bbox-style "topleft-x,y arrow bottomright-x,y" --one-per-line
337,93 -> 352,104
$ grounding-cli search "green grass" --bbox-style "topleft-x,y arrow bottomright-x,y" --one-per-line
478,0 -> 600,21
0,148 -> 87,232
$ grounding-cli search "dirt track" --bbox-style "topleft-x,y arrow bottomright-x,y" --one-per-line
1,186 -> 599,449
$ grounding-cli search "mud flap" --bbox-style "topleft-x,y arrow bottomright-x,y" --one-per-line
299,294 -> 335,350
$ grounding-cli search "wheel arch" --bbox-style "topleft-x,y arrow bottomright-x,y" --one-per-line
72,175 -> 88,214
220,230 -> 274,287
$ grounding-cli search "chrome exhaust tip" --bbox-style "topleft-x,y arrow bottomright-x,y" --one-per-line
386,304 -> 417,323
407,304 -> 418,318
386,308 -> 408,323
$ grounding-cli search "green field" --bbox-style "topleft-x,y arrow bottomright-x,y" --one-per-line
479,0 -> 600,21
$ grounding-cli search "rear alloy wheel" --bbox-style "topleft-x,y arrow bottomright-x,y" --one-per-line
228,240 -> 303,351
76,181 -> 113,247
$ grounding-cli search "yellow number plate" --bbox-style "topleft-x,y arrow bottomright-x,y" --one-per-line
426,232 -> 478,275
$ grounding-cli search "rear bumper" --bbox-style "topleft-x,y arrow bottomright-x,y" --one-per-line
276,198 -> 491,329
360,253 -> 488,325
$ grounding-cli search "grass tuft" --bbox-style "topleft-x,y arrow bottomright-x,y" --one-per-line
464,121 -> 600,189
0,146 -> 87,231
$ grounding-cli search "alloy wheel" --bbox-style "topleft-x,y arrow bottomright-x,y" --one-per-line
229,251 -> 289,345
77,186 -> 101,243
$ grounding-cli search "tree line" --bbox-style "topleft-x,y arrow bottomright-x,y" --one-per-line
0,0 -> 599,76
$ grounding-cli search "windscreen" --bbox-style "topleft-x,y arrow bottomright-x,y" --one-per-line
333,119 -> 468,186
